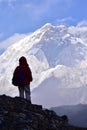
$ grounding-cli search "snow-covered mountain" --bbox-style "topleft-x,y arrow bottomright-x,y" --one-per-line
0,23 -> 87,108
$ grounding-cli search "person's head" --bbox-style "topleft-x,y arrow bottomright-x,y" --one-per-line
19,56 -> 28,66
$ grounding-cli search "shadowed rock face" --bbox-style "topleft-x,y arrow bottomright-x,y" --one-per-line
0,95 -> 86,130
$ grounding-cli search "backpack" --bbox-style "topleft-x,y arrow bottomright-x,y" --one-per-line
12,68 -> 25,86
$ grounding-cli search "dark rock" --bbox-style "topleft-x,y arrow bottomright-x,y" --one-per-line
0,95 -> 86,130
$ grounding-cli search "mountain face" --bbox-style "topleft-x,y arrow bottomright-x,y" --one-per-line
0,23 -> 87,108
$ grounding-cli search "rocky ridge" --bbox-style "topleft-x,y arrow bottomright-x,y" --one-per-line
0,95 -> 86,130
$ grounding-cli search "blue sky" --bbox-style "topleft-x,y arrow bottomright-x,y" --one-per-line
0,0 -> 87,42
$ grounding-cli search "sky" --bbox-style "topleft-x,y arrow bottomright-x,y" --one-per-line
0,0 -> 87,48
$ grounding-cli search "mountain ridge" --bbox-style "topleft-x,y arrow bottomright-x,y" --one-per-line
51,103 -> 87,127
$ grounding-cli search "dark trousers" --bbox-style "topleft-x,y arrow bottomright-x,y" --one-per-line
18,85 -> 31,102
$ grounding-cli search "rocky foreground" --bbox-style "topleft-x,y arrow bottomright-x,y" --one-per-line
0,95 -> 86,130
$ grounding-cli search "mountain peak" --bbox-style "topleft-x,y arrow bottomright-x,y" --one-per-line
41,23 -> 53,28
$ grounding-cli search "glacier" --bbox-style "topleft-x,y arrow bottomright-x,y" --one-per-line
0,23 -> 87,108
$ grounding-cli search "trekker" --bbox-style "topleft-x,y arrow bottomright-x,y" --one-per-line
12,56 -> 33,103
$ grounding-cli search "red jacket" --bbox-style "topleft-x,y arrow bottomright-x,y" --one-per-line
13,64 -> 33,86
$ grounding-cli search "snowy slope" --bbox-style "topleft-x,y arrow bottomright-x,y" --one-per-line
0,23 -> 87,108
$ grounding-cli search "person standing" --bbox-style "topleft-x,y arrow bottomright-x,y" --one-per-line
12,56 -> 33,103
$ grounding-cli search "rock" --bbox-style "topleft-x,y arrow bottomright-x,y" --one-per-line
0,95 -> 86,130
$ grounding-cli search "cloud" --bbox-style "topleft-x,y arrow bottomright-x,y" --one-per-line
0,0 -> 74,23
55,17 -> 76,26
22,0 -> 74,21
0,33 -> 27,50
8,0 -> 16,7
77,20 -> 87,27
0,0 -> 16,9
